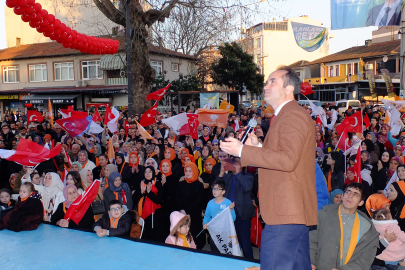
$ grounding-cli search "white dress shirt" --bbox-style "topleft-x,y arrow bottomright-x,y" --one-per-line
375,0 -> 401,27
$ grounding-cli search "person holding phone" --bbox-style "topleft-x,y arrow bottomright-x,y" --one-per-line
220,66 -> 317,270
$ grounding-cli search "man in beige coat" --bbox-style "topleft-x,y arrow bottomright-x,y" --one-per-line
220,66 -> 317,270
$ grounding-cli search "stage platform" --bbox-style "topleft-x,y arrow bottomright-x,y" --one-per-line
0,224 -> 260,270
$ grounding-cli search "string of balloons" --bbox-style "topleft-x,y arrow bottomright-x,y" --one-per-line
6,0 -> 119,55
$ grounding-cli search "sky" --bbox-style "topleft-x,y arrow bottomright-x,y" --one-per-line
0,0 -> 378,54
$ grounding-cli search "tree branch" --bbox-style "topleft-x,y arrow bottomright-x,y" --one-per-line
93,0 -> 125,26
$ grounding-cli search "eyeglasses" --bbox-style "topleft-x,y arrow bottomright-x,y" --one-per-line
109,207 -> 122,212
212,188 -> 223,191
344,190 -> 360,198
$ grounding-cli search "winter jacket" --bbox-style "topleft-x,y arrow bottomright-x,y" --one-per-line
92,205 -> 136,237
372,219 -> 405,262
323,168 -> 345,191
310,204 -> 379,270
165,235 -> 197,249
315,163 -> 329,211
51,202 -> 94,230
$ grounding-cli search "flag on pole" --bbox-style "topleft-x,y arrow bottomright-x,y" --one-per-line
92,108 -> 102,123
107,138 -> 115,163
207,207 -> 242,256
64,180 -> 101,224
336,129 -> 350,151
27,110 -> 43,124
56,116 -> 92,138
364,113 -> 371,128
104,107 -> 120,133
124,119 -> 131,134
59,109 -> 88,119
135,120 -> 154,140
48,98 -> 54,129
140,102 -> 158,127
147,84 -> 171,101
336,111 -> 362,135
162,113 -> 190,135
250,207 -> 263,248
301,82 -> 315,95
197,109 -> 229,128
187,113 -> 199,140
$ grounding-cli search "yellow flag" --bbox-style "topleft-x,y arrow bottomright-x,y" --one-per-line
384,113 -> 390,124
135,120 -> 154,140
395,95 -> 404,101
107,138 -> 115,163
48,98 -> 54,128
219,100 -> 234,114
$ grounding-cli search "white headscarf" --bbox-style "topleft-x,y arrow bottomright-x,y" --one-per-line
41,172 -> 64,215
145,158 -> 158,170
80,169 -> 93,190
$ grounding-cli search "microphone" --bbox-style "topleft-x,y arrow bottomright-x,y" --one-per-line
240,119 -> 257,144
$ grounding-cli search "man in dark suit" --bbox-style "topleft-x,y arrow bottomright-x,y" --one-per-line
366,0 -> 403,27
220,66 -> 317,270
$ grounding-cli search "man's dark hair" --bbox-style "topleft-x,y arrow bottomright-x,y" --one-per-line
371,117 -> 379,121
99,154 -> 108,161
344,182 -> 365,201
276,65 -> 301,95
212,180 -> 226,191
19,126 -> 26,131
109,199 -> 123,209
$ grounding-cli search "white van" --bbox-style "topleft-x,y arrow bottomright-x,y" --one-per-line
336,100 -> 360,116
298,100 -> 322,107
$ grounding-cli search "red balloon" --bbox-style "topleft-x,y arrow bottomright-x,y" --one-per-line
17,0 -> 27,7
59,23 -> 66,32
43,31 -> 52,37
62,43 -> 70,48
46,24 -> 55,32
24,5 -> 34,14
65,35 -> 72,43
53,29 -> 61,36
26,0 -> 34,5
33,3 -> 41,12
46,14 -> 55,24
21,13 -> 30,22
13,6 -> 25,15
29,19 -> 40,28
53,19 -> 61,29
40,9 -> 48,18
36,25 -> 46,33
59,31 -> 68,40
39,19 -> 49,27
30,13 -> 40,21
6,0 -> 18,8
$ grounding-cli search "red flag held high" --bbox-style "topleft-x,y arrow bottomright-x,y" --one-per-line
187,113 -> 200,140
140,102 -> 158,127
64,180 -> 101,224
27,110 -> 43,124
56,116 -> 92,137
93,108 -> 102,123
0,138 -> 61,167
124,119 -> 131,134
354,146 -> 362,183
336,130 -> 350,151
336,111 -> 362,135
301,82 -> 315,96
147,84 -> 171,101
59,109 -> 88,119
364,113 -> 371,128
104,106 -> 116,126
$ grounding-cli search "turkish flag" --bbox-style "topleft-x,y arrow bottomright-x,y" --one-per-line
59,109 -> 88,119
336,130 -> 350,150
187,113 -> 199,139
197,109 -> 229,128
67,105 -> 74,111
162,113 -> 189,135
354,146 -> 362,183
336,111 -> 362,135
0,138 -> 61,166
56,116 -> 92,137
93,108 -> 102,123
316,116 -> 323,127
364,113 -> 371,128
27,110 -> 43,124
147,84 -> 171,101
64,180 -> 101,224
104,106 -> 115,126
301,82 -> 315,95
140,102 -> 158,127
124,119 -> 131,134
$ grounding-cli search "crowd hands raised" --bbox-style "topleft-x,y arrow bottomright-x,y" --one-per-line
0,107 -> 261,260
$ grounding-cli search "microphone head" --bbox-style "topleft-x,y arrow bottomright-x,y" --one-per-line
247,119 -> 257,128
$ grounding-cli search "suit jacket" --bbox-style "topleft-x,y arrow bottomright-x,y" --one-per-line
366,1 -> 403,27
241,100 -> 317,226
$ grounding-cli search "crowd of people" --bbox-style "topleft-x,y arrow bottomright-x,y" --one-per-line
1,97 -> 405,269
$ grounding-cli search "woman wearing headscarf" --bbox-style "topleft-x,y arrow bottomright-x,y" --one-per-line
360,150 -> 373,186
199,158 -> 217,205
194,139 -> 203,152
328,189 -> 343,205
101,164 -> 118,190
103,172 -> 133,210
373,152 -> 397,193
51,184 -> 94,229
365,193 -> 391,218
176,162 -> 205,249
378,124 -> 393,151
92,143 -> 102,167
34,135 -> 43,145
196,145 -> 212,175
78,150 -> 96,172
323,151 -> 345,192
122,152 -> 145,192
133,166 -> 163,242
40,172 -> 64,222
121,142 -> 131,162
70,161 -> 82,173
115,153 -> 128,175
387,181 -> 405,231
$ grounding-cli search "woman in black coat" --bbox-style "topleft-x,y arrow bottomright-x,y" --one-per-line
323,151 -> 345,192
122,152 -> 145,194
51,184 -> 94,230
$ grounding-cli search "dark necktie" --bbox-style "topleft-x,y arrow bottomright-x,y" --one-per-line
379,7 -> 391,27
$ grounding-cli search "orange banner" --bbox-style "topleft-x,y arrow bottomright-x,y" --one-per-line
197,109 -> 229,128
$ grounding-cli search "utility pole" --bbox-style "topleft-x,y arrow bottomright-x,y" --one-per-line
401,10 -> 405,92
126,0 -> 133,117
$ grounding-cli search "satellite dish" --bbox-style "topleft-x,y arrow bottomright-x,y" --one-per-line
383,56 -> 388,62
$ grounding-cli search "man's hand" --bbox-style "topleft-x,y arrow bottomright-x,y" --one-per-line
229,202 -> 235,210
311,264 -> 316,270
246,132 -> 259,146
203,223 -> 208,230
385,229 -> 397,243
220,137 -> 243,157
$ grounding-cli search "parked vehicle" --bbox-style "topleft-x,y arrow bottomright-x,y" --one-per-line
336,100 -> 360,115
298,100 -> 322,107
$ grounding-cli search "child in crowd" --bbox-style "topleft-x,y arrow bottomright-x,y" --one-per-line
0,182 -> 43,232
202,180 -> 235,253
92,200 -> 135,237
165,211 -> 196,249
0,188 -> 15,209
372,208 -> 405,266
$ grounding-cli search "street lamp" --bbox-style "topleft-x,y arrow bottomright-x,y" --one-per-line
240,0 -> 268,40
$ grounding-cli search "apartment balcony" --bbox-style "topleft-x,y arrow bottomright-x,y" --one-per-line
107,77 -> 127,85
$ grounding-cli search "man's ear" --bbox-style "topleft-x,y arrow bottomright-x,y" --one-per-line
359,200 -> 364,207
286,85 -> 294,95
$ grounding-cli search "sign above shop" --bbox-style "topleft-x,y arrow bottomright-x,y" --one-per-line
24,98 -> 75,105
0,94 -> 19,99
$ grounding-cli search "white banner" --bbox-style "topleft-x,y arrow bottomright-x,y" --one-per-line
207,207 -> 241,256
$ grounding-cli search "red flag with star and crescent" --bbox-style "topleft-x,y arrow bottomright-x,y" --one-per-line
187,113 -> 199,139
92,108 -> 102,123
27,110 -> 43,124
336,111 -> 362,135
124,119 -> 131,134
104,106 -> 116,126
140,102 -> 158,127
56,116 -> 92,137
147,84 -> 171,101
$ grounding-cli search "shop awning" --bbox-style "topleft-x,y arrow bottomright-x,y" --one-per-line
22,94 -> 79,104
100,53 -> 126,70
